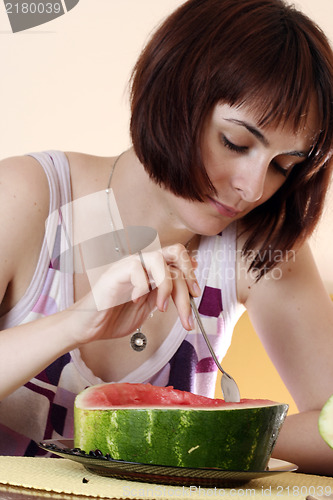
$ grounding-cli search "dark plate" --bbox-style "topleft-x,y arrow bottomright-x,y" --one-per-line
39,439 -> 297,487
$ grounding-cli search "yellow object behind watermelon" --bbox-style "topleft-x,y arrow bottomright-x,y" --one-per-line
319,395 -> 333,448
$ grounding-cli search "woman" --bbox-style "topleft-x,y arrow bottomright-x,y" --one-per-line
1,0 -> 333,474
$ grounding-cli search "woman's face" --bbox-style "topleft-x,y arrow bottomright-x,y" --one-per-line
170,101 -> 319,236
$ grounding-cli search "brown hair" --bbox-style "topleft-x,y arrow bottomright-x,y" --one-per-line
130,0 -> 333,277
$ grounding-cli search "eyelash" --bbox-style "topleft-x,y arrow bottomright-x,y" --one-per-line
271,161 -> 290,177
222,135 -> 248,154
222,135 -> 291,177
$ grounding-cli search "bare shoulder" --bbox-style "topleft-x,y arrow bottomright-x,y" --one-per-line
0,154 -> 49,191
236,225 -> 325,306
0,154 -> 49,228
236,216 -> 331,322
0,154 -> 50,309
65,151 -> 115,199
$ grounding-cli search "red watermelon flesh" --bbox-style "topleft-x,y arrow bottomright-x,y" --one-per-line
76,382 -> 275,409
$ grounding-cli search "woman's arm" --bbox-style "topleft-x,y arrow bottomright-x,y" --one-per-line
240,241 -> 333,474
0,157 -> 199,401
272,410 -> 333,475
0,247 -> 199,400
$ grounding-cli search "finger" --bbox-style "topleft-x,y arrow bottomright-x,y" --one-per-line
94,255 -> 150,308
168,265 -> 194,331
138,250 -> 153,292
162,244 -> 201,297
139,245 -> 200,321
130,255 -> 153,301
136,250 -> 172,312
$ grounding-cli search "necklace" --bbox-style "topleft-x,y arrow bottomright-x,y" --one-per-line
106,152 -> 148,352
105,151 -> 126,255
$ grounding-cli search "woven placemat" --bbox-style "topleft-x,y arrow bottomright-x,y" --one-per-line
0,456 -> 332,499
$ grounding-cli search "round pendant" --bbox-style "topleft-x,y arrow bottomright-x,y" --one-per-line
130,330 -> 147,352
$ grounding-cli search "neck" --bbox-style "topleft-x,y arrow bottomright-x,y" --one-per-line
110,149 -> 197,248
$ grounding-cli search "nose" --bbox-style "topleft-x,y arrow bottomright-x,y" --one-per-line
231,158 -> 268,203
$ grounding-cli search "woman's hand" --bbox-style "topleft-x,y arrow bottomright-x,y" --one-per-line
70,243 -> 200,345
0,243 -> 199,400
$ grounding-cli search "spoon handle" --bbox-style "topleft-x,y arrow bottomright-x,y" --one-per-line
190,296 -> 240,402
190,296 -> 226,376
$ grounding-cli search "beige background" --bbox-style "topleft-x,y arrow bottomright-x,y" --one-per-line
0,0 -> 332,409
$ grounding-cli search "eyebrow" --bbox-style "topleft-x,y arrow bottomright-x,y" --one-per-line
224,118 -> 309,158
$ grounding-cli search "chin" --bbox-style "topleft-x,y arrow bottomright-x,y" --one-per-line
191,218 -> 234,236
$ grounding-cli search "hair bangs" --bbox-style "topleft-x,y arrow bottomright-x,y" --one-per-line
215,13 -> 316,135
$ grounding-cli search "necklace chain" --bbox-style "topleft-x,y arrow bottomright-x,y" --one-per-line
105,152 -> 127,253
105,151 -> 148,352
106,150 -> 126,194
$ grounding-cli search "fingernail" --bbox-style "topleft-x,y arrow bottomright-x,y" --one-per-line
163,298 -> 169,312
192,281 -> 201,296
189,312 -> 195,330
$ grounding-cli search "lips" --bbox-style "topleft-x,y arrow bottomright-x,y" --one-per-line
207,197 -> 241,218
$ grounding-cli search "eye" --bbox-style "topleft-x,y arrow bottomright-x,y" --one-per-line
222,135 -> 248,154
271,160 -> 291,178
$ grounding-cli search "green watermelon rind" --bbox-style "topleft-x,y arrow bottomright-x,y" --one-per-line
74,404 -> 288,471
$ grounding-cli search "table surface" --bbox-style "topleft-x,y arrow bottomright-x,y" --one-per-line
0,456 -> 332,500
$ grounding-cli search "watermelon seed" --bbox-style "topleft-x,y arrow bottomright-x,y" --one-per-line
71,448 -> 82,455
88,449 -> 104,458
82,478 -> 89,483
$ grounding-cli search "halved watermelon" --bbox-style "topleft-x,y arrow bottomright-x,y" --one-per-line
74,383 -> 288,471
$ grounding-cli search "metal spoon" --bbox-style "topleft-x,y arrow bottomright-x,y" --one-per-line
190,296 -> 241,402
